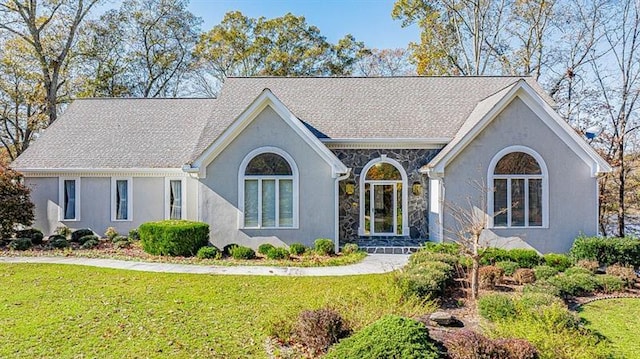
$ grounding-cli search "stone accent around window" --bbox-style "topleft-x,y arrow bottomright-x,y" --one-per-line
332,148 -> 439,246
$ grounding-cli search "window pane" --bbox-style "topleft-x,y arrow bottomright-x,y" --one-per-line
64,180 -> 76,220
244,180 -> 259,227
279,180 -> 293,227
511,179 -> 525,226
396,183 -> 403,235
494,152 -> 541,175
365,162 -> 402,180
529,179 -> 543,226
494,179 -> 507,226
169,180 -> 182,220
364,183 -> 371,235
116,180 -> 128,220
373,184 -> 394,233
245,153 -> 292,175
262,180 -> 276,227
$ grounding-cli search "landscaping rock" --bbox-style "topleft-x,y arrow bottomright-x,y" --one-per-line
429,311 -> 461,327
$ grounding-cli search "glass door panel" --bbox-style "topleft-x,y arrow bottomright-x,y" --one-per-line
373,184 -> 394,234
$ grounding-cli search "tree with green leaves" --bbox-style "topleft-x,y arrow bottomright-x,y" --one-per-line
0,164 -> 34,238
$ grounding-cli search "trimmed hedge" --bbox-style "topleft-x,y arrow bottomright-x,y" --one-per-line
542,253 -> 572,271
396,261 -> 454,299
78,234 -> 99,245
230,245 -> 255,259
496,261 -> 520,276
80,239 -> 99,249
314,238 -> 335,256
139,220 -> 209,257
258,243 -> 275,255
569,235 -> 640,267
15,229 -> 43,245
289,243 -> 306,255
266,247 -> 289,260
421,242 -> 461,255
478,293 -> 516,321
546,273 -> 598,296
533,265 -> 558,280
9,238 -> 32,251
71,229 -> 94,243
481,248 -> 541,268
48,235 -> 68,249
325,315 -> 440,359
197,246 -> 220,259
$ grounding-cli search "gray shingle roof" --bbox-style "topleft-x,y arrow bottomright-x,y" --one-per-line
12,77 -> 554,169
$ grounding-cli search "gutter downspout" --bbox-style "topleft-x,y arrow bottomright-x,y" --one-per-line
334,169 -> 352,253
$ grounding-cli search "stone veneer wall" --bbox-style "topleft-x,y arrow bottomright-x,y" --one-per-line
331,148 -> 439,246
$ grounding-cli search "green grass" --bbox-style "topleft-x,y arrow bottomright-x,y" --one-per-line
0,264 -> 433,358
580,298 -> 640,358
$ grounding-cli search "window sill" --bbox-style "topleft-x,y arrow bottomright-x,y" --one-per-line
489,226 -> 548,230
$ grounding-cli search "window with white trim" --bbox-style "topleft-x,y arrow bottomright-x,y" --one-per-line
59,177 -> 80,221
240,150 -> 298,228
166,178 -> 185,220
111,178 -> 132,221
490,150 -> 547,228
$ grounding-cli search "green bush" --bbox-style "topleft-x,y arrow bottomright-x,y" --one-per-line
128,229 -> 140,241
112,235 -> 129,244
114,239 -> 130,249
507,249 -> 542,268
565,266 -> 593,276
289,242 -> 306,255
9,238 -> 32,251
293,309 -> 350,355
48,235 -> 68,249
70,229 -> 94,243
342,243 -> 359,254
543,253 -> 572,271
104,227 -> 118,241
522,281 -> 561,297
570,235 -> 640,267
258,243 -> 275,255
139,220 -> 209,257
533,265 -> 559,280
266,247 -> 289,260
15,229 -> 43,245
547,273 -> 598,296
421,241 -> 461,255
480,247 -> 510,265
0,166 -> 35,239
496,261 -> 520,276
478,293 -> 516,321
396,261 -> 453,299
410,251 -> 459,267
595,274 -> 625,293
230,245 -> 255,260
516,292 -> 564,312
325,315 -> 440,359
196,246 -> 220,259
78,234 -> 99,245
222,244 -> 238,256
80,239 -> 99,249
314,238 -> 335,256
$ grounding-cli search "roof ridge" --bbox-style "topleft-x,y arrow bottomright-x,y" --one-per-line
226,75 -> 534,79
72,97 -> 217,101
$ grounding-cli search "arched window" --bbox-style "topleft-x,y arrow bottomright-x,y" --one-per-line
359,157 -> 408,236
239,147 -> 298,228
488,146 -> 548,228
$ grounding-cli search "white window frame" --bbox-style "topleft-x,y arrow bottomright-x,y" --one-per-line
487,145 -> 549,228
358,156 -> 409,236
58,177 -> 80,221
164,177 -> 187,220
111,177 -> 133,222
238,146 -> 299,229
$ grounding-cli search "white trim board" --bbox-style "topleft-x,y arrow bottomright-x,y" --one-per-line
58,177 -> 80,222
110,177 -> 133,222
17,168 -> 186,178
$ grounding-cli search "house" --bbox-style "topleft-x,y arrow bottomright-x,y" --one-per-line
11,77 -> 612,253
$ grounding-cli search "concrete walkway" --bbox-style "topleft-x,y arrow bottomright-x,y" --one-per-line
0,254 -> 409,276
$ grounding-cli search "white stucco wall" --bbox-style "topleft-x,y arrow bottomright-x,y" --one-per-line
443,97 -> 598,253
200,105 -> 336,249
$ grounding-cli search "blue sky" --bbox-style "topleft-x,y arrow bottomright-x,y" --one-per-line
188,0 -> 420,49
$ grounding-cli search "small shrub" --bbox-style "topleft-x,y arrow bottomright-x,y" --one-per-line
570,235 -> 640,267
516,292 -> 563,312
264,316 -> 295,343
293,309 -> 350,355
266,247 -> 289,260
595,274 -> 625,293
522,281 -> 561,297
478,293 -> 516,321
325,315 -> 440,359
15,229 -> 43,245
444,329 -> 507,359
342,243 -> 359,254
9,238 -> 32,251
112,235 -> 128,243
410,251 -> 459,267
222,243 -> 238,256
575,259 -> 599,273
78,234 -> 99,245
139,220 -> 209,257
566,265 -> 595,276
70,229 -> 94,242
396,261 -> 453,299
54,225 -> 71,238
48,235 -> 68,249
479,265 -> 504,289
605,264 -> 637,287
507,249 -> 542,268
128,229 -> 140,241
314,238 -> 335,256
114,239 -> 130,249
197,246 -> 220,259
494,338 -> 540,359
230,245 -> 256,260
104,227 -> 118,241
480,247 -> 510,265
258,243 -> 275,255
80,239 -> 99,249
496,261 -> 520,276
533,265 -> 559,280
289,242 -> 306,255
421,242 -> 461,255
543,253 -> 572,271
547,273 -> 598,296
513,268 -> 536,284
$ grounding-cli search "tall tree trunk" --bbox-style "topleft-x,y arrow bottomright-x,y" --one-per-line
617,139 -> 625,237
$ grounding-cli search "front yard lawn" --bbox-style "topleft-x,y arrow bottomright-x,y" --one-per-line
579,298 -> 640,358
0,263 -> 432,358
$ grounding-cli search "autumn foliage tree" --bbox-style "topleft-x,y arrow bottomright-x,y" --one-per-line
0,165 -> 34,238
